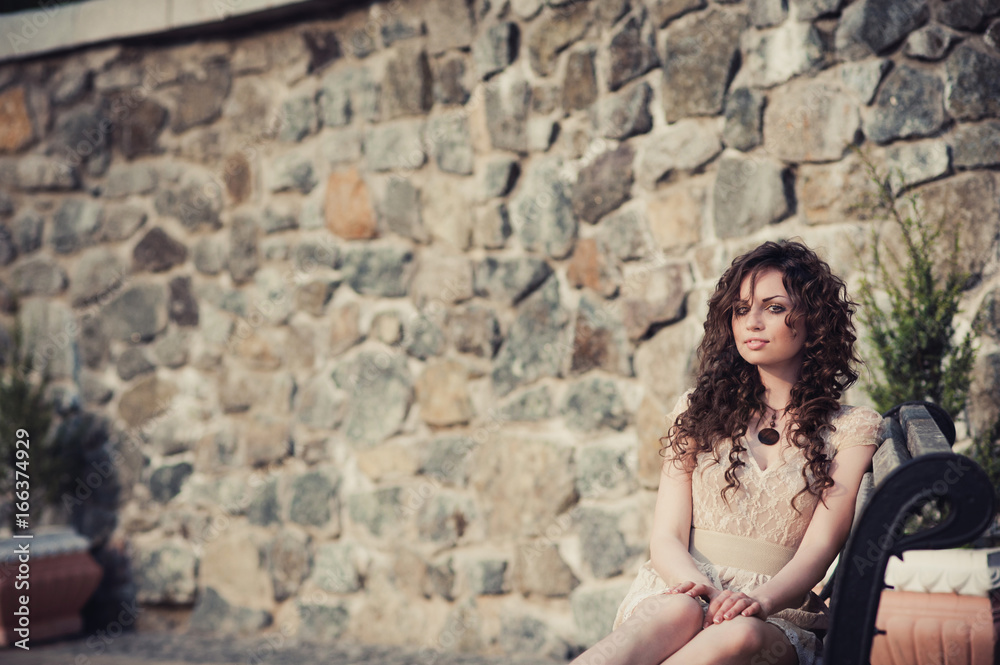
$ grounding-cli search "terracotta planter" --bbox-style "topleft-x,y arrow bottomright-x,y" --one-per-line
870,548 -> 1000,665
0,528 -> 103,646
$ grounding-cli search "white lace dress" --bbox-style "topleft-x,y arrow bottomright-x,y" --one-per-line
613,394 -> 882,665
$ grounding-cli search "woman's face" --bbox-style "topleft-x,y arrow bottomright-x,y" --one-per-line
731,268 -> 807,376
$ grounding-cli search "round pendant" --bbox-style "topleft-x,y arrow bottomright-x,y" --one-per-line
757,428 -> 780,445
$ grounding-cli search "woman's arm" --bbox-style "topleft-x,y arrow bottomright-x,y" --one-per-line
649,446 -> 716,590
706,442 -> 876,623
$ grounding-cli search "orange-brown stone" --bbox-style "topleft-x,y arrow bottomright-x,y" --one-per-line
325,168 -> 377,239
0,86 -> 34,153
567,237 -> 618,297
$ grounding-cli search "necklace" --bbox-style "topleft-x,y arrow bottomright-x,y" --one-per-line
757,407 -> 783,446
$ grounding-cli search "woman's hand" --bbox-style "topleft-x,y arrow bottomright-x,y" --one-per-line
666,580 -> 720,602
703,589 -> 768,628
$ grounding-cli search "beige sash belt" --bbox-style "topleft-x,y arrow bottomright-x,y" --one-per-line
689,528 -> 796,577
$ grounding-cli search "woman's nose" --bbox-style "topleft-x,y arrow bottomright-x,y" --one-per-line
746,309 -> 763,330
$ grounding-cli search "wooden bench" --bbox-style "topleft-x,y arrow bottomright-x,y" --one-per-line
820,402 -> 997,664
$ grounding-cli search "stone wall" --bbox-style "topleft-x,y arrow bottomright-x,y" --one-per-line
1,0 -> 999,657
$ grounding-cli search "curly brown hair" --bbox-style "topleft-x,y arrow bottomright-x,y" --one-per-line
661,239 -> 863,511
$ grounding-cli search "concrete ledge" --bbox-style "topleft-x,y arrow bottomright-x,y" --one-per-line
0,0 -> 328,62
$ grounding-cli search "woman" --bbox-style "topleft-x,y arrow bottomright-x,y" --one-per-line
573,240 -> 881,665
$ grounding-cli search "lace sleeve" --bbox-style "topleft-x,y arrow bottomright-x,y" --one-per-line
830,406 -> 883,455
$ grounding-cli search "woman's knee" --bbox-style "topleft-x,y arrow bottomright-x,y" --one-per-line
708,617 -> 769,657
629,593 -> 704,634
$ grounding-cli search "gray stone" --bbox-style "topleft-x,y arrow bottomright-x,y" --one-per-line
149,462 -> 193,503
422,436 -> 478,486
593,81 -> 653,140
476,156 -> 519,201
289,471 -> 337,527
364,119 -> 426,171
332,351 -> 413,446
600,208 -> 651,262
713,152 -> 791,239
6,155 -> 79,191
340,243 -> 416,297
561,376 -> 629,431
661,6 -> 747,122
867,64 -> 946,143
312,542 -> 362,593
526,2 -> 591,76
837,58 -> 892,104
52,198 -> 101,253
116,347 -> 155,381
99,203 -> 147,242
297,600 -> 349,643
608,8 -> 659,91
648,0 -> 706,26
835,0 -> 929,59
321,127 -> 363,165
904,24 -> 960,61
109,97 -> 168,159
133,540 -> 197,604
229,214 -> 259,284
445,304 -> 502,357
69,247 -> 127,306
405,316 -> 447,360
168,276 -> 199,327
723,87 -> 764,151
424,0 -> 476,54
417,492 -> 478,544
154,179 -> 223,231
266,527 -> 310,601
738,21 -> 824,88
382,46 -> 433,120
474,256 -> 553,305
563,48 -> 598,111
50,105 -> 109,171
19,300 -> 76,378
882,141 -> 950,189
573,144 -> 634,225
10,257 -> 67,296
269,149 -> 317,193
294,238 -> 339,272
318,66 -> 379,126
191,588 -> 272,635
153,328 -> 190,368
259,206 -> 298,235
636,119 -> 722,188
376,177 -> 426,242
459,555 -> 507,595
279,91 -> 318,142
576,444 -> 637,499
346,487 -> 406,536
171,60 -> 231,132
762,76 -> 860,161
500,614 -> 572,660
570,584 -> 635,648
432,53 -> 471,106
792,0 -> 842,20
473,202 -> 511,249
0,227 -> 14,267
946,44 -> 1000,122
474,22 -> 518,79
381,13 -> 424,46
485,75 -> 531,152
750,0 -> 787,26
295,374 -> 343,428
571,292 -> 631,376
938,0 -> 990,29
499,386 -> 552,421
577,507 -> 630,578
79,315 -> 107,369
101,282 -> 168,342
952,120 -> 1000,168
428,114 -> 474,175
132,227 -> 187,273
12,211 -> 43,255
193,235 -> 228,275
103,163 -> 158,198
492,277 -> 571,397
79,370 -> 113,405
245,477 -> 280,526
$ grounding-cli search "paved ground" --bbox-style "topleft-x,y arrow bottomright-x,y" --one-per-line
3,632 -> 568,665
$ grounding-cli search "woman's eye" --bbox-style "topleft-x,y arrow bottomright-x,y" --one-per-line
768,305 -> 785,313
734,307 -> 749,316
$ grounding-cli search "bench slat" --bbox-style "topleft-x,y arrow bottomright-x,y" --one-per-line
873,418 -> 909,486
899,404 -> 951,457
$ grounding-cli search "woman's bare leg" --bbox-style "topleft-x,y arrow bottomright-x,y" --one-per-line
571,594 -> 705,665
660,616 -> 799,665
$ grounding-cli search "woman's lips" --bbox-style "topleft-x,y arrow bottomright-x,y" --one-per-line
745,339 -> 767,350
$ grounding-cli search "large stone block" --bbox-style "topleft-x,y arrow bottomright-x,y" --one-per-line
561,376 -> 629,431
171,59 -> 231,133
835,0 -> 929,58
325,168 -> 377,240
607,8 -> 659,91
592,80 -> 652,140
10,257 -> 67,297
101,282 -> 168,342
190,588 -> 272,635
484,73 -> 531,152
635,119 -> 722,189
509,157 -> 576,259
473,21 -> 519,79
762,76 -> 860,161
424,0 -> 476,54
866,64 -> 946,143
132,539 -> 197,604
952,120 -> 1000,169
526,2 -> 592,76
737,21 -> 824,89
332,349 -> 413,446
428,113 -> 474,175
0,86 -> 34,153
382,45 -> 433,119
713,152 -> 792,239
415,358 -> 475,426
945,44 -> 1000,121
52,198 -> 101,253
634,317 -> 701,408
474,255 -> 552,305
572,144 -> 634,225
132,227 -> 187,273
364,119 -> 426,171
118,374 -> 177,428
266,527 -> 310,601
289,470 -> 339,528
